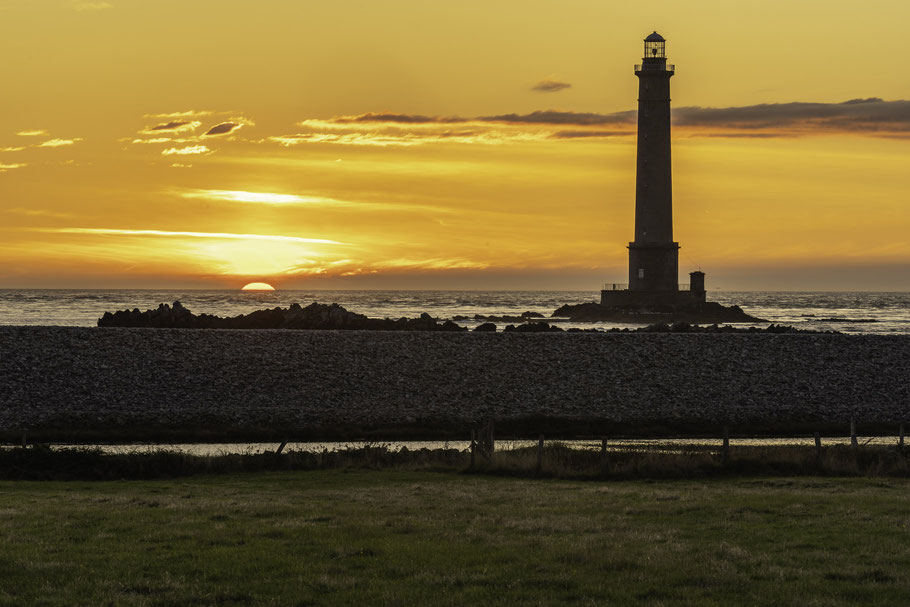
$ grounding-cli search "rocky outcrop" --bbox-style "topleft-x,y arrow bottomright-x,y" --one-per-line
98,302 -> 468,332
552,301 -> 764,324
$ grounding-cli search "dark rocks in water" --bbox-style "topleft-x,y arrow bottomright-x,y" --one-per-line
552,300 -> 765,324
99,301 -> 469,332
452,311 -> 546,323
473,323 -> 498,332
503,322 -> 564,333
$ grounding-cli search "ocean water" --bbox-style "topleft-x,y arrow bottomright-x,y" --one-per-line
0,289 -> 907,334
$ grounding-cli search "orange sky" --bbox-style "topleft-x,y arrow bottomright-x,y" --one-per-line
1,0 -> 908,290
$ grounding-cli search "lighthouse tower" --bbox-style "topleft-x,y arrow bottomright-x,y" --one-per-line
600,32 -> 706,308
629,31 -> 677,292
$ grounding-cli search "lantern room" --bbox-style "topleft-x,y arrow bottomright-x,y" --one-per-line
643,31 -> 666,59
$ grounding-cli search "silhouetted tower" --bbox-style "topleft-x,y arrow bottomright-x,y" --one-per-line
628,31 -> 678,292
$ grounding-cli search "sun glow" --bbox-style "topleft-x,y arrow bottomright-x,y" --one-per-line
241,282 -> 275,291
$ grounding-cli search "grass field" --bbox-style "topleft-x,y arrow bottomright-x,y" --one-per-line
1,471 -> 909,606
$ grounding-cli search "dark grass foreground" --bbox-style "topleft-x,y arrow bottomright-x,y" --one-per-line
1,470 -> 909,606
2,443 -> 909,480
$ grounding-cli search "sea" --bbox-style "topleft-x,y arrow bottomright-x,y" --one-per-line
0,289 -> 908,334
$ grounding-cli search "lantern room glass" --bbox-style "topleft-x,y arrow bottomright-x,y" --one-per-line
644,40 -> 665,58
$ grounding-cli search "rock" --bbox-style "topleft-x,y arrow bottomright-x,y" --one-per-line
553,300 -> 767,325
99,302 -> 468,332
473,323 -> 497,332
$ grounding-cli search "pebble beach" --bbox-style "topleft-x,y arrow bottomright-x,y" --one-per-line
1,326 -> 908,440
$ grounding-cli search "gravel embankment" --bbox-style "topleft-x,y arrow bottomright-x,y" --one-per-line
1,327 -> 907,439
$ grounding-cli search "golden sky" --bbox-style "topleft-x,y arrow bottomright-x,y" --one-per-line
1,0 -> 908,290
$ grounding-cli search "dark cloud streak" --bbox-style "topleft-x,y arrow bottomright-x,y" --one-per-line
532,79 -> 572,93
148,121 -> 192,131
204,122 -> 241,136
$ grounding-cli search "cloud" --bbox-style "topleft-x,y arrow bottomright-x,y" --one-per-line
41,228 -> 343,245
17,130 -> 48,137
482,110 -> 635,126
329,112 -> 462,125
672,98 -> 910,134
161,145 -> 211,156
269,131 -> 522,147
204,122 -> 242,136
551,130 -> 633,139
181,189 -> 345,205
144,110 -> 212,119
38,138 -> 82,148
1,146 -> 26,152
0,163 -> 27,172
72,1 -> 112,10
305,110 -> 634,128
131,137 -> 173,144
178,188 -> 454,214
203,117 -> 254,136
145,120 -> 200,133
532,79 -> 572,93
271,98 -> 910,146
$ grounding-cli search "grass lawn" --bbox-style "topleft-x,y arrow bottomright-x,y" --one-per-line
1,471 -> 908,606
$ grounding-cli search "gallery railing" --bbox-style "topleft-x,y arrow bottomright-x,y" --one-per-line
634,63 -> 675,73
601,283 -> 691,291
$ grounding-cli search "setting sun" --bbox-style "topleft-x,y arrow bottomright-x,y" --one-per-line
241,282 -> 276,291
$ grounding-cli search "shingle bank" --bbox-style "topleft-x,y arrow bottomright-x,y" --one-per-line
1,327 -> 907,441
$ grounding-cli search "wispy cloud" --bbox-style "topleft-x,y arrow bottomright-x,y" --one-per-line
144,110 -> 212,120
17,129 -> 48,137
269,98 -> 910,146
673,98 -> 910,135
144,120 -> 200,134
41,228 -> 343,245
271,110 -> 635,147
178,188 -> 454,214
38,138 -> 82,148
531,79 -> 572,93
161,145 -> 211,156
0,163 -> 27,172
181,189 -> 345,205
0,146 -> 26,152
131,137 -> 173,144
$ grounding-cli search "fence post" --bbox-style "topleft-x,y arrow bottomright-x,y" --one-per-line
600,438 -> 608,475
814,432 -> 822,457
536,435 -> 544,475
899,423 -> 905,451
722,426 -> 730,464
275,440 -> 287,455
21,430 -> 27,448
470,430 -> 477,468
850,420 -> 858,448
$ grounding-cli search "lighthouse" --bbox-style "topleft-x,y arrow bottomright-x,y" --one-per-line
629,31 -> 677,292
601,32 -> 706,308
